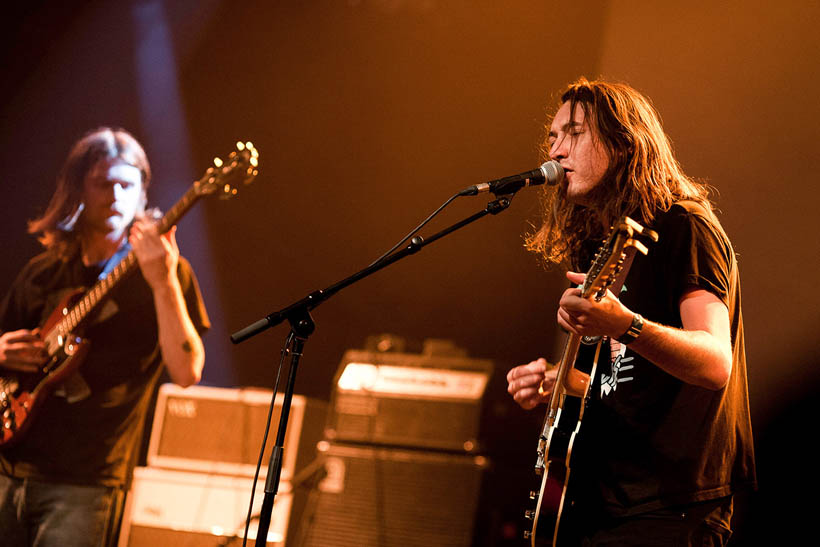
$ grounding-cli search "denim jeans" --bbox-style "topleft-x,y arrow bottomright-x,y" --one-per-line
0,474 -> 125,547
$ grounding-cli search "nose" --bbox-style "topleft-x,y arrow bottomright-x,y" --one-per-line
112,182 -> 128,203
549,133 -> 569,161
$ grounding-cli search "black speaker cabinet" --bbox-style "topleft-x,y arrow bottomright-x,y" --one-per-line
147,384 -> 327,480
293,442 -> 488,547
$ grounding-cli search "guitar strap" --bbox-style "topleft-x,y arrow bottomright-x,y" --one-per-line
55,241 -> 133,404
97,241 -> 132,281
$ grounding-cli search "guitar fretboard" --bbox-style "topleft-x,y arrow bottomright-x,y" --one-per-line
43,141 -> 257,344
51,184 -> 202,339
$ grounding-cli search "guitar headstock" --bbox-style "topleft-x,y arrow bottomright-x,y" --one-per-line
195,141 -> 260,199
582,216 -> 658,301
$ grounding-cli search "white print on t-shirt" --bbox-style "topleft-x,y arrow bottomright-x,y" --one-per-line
601,341 -> 634,397
600,282 -> 634,398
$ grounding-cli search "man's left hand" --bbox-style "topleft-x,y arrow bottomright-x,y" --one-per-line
557,271 -> 633,339
130,218 -> 179,292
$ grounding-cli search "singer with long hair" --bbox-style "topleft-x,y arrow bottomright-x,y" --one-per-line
506,79 -> 756,545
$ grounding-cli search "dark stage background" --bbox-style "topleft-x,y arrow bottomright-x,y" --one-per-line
2,1 -> 818,544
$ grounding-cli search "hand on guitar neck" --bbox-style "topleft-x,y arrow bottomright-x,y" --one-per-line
507,357 -> 590,410
0,329 -> 46,374
129,216 -> 180,293
556,271 -> 634,342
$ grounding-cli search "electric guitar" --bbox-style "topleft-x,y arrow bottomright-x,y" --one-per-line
524,216 -> 657,546
0,141 -> 259,448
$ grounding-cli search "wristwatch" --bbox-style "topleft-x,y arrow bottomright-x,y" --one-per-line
617,313 -> 644,345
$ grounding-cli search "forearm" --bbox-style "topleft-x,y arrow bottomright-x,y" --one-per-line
151,278 -> 204,387
560,273 -> 733,391
626,319 -> 732,390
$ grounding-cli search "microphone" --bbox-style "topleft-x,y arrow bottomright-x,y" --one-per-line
459,160 -> 564,196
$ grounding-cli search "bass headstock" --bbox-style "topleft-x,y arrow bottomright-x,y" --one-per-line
195,141 -> 260,199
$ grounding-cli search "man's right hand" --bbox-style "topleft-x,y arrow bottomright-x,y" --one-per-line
507,357 -> 591,410
0,329 -> 46,372
506,358 -> 555,410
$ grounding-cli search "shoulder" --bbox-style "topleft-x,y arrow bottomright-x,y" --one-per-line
656,201 -> 731,248
664,200 -> 718,226
174,255 -> 205,300
175,255 -> 197,284
14,250 -> 69,287
654,200 -> 737,300
174,255 -> 210,331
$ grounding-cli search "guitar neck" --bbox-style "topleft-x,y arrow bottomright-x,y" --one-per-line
45,140 -> 259,342
53,186 -> 202,337
543,333 -> 582,428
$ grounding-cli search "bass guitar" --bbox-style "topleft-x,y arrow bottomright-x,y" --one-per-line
0,141 -> 259,448
524,216 -> 657,546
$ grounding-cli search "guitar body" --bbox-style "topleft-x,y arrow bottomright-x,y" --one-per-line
1,290 -> 91,448
528,343 -> 600,547
522,216 -> 658,546
531,396 -> 580,545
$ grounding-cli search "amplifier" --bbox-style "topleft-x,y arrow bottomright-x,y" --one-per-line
325,349 -> 493,452
147,384 -> 327,480
119,467 -> 299,546
294,441 -> 488,547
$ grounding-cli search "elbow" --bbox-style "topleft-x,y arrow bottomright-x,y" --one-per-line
174,369 -> 201,388
700,352 -> 732,391
170,352 -> 204,388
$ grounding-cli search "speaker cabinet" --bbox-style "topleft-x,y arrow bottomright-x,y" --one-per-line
147,384 -> 327,480
325,349 -> 493,452
294,442 -> 488,547
119,467 -> 302,546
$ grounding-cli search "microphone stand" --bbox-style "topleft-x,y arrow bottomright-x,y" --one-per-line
231,195 -> 513,546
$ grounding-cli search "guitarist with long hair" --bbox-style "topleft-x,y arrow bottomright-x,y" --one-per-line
0,127 -> 209,546
506,79 -> 756,545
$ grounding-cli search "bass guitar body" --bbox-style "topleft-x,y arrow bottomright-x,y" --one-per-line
1,290 -> 91,448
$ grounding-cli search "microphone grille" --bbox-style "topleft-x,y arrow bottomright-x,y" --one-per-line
540,160 -> 564,185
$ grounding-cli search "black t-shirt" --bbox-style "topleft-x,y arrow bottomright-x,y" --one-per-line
0,247 -> 210,487
571,201 -> 756,517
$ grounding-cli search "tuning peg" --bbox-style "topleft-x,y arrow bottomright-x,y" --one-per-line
220,184 -> 238,199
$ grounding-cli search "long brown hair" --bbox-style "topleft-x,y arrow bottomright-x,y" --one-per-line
525,78 -> 712,268
28,127 -> 151,256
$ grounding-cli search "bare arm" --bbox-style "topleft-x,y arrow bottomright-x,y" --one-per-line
558,271 -> 732,390
130,220 -> 204,387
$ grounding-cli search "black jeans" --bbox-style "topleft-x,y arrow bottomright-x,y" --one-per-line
560,496 -> 734,547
